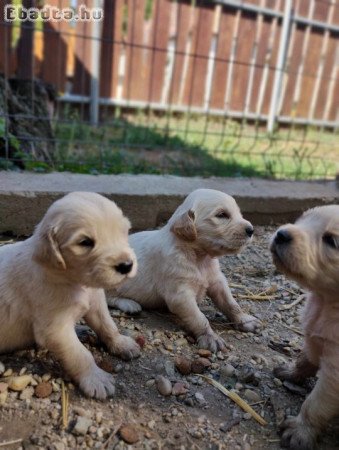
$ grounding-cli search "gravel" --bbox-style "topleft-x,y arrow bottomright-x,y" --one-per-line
0,227 -> 338,449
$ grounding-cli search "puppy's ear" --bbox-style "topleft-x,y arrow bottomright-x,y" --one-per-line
170,209 -> 197,242
33,226 -> 66,270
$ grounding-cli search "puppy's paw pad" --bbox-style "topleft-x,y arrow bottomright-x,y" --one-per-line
108,298 -> 142,314
197,332 -> 226,353
111,335 -> 141,360
236,314 -> 261,333
280,416 -> 317,450
79,365 -> 115,400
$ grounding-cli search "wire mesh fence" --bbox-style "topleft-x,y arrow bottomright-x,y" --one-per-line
0,0 -> 338,179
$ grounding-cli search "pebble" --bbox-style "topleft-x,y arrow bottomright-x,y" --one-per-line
119,424 -> 140,444
8,375 -> 32,391
174,337 -> 188,346
0,382 -> 8,393
73,416 -> 92,435
35,382 -> 53,398
194,392 -> 206,405
52,443 -> 65,450
3,368 -> 13,377
95,411 -> 103,424
175,356 -> 191,375
20,386 -> 35,400
164,360 -> 176,378
220,363 -> 236,378
155,375 -> 172,396
0,362 -> 5,375
273,377 -> 283,387
197,349 -> 212,358
243,389 -> 262,403
135,335 -> 146,348
191,358 -> 211,374
282,381 -> 307,396
0,390 -> 8,405
73,406 -> 92,418
172,382 -> 188,396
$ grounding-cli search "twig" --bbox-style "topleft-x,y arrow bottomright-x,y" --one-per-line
281,322 -> 304,336
0,438 -> 23,447
279,294 -> 306,311
236,293 -> 276,301
198,375 -> 267,426
99,423 -> 122,450
61,381 -> 69,429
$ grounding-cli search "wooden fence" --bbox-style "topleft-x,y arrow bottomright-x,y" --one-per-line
0,0 -> 339,126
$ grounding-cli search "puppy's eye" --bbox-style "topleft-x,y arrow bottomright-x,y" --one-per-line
78,237 -> 95,248
323,233 -> 338,249
215,211 -> 230,219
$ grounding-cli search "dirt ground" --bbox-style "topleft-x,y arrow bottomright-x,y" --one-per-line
0,227 -> 339,450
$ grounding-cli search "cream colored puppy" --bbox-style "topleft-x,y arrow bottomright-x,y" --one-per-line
271,205 -> 339,449
0,192 -> 140,400
109,189 -> 260,352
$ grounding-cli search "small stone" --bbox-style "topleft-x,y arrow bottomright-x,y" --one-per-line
52,442 -> 65,450
147,420 -> 156,430
19,367 -> 27,376
113,364 -> 123,374
0,362 -> 5,375
191,358 -> 211,374
273,378 -> 283,387
146,379 -> 155,388
8,375 -> 32,391
194,392 -> 206,405
73,406 -> 92,418
0,382 -> 8,393
172,382 -> 188,396
220,363 -> 236,378
155,375 -> 172,396
95,411 -> 103,424
42,373 -> 52,382
135,335 -> 146,348
174,337 -> 188,346
98,358 -> 114,373
73,416 -> 92,435
3,368 -> 13,377
197,349 -> 212,358
175,356 -> 191,375
20,386 -> 35,400
35,382 -> 53,398
164,360 -> 175,378
0,390 -> 8,405
239,365 -> 256,383
119,424 -> 139,444
243,389 -> 261,403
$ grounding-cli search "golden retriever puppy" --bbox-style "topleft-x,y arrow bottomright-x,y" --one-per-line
271,205 -> 339,449
109,189 -> 260,352
0,192 -> 140,400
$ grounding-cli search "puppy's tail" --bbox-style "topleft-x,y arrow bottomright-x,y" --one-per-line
108,297 -> 142,315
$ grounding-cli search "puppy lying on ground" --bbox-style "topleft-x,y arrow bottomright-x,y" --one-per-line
109,189 -> 260,352
0,192 -> 140,400
271,205 -> 339,449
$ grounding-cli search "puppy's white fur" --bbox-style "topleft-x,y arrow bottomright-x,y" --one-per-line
109,189 -> 260,352
271,205 -> 339,449
0,192 -> 140,400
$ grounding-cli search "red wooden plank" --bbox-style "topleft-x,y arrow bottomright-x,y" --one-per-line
41,0 -> 70,92
168,1 -> 192,105
313,35 -> 337,120
249,16 -> 272,112
100,0 -> 124,98
280,26 -> 305,116
230,11 -> 257,111
182,1 -> 215,107
327,76 -> 339,122
295,30 -> 323,117
209,6 -> 237,110
148,0 -> 172,103
0,0 -> 12,76
72,3 -> 93,96
123,0 -> 146,101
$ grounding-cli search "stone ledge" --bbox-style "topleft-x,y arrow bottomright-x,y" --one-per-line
0,172 -> 338,235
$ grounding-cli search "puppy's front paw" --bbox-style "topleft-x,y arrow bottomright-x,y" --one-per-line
280,415 -> 317,450
235,313 -> 261,333
109,335 -> 141,360
79,365 -> 116,400
197,331 -> 226,353
274,363 -> 299,382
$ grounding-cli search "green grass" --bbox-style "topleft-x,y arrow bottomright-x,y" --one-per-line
5,109 -> 339,179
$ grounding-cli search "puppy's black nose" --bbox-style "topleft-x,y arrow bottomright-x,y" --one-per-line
275,229 -> 292,245
115,261 -> 133,274
246,226 -> 254,237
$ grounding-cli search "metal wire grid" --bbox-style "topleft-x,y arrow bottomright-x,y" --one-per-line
0,0 -> 338,179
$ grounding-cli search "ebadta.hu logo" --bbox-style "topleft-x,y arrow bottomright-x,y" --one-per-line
3,3 -> 104,22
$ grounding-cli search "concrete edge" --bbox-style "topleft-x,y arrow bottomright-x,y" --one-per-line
1,172 -> 338,235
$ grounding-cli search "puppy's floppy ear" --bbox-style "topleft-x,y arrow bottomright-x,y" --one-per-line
170,209 -> 197,242
33,226 -> 66,270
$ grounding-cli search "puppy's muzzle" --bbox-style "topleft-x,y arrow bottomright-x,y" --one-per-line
274,229 -> 292,245
115,260 -> 134,275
